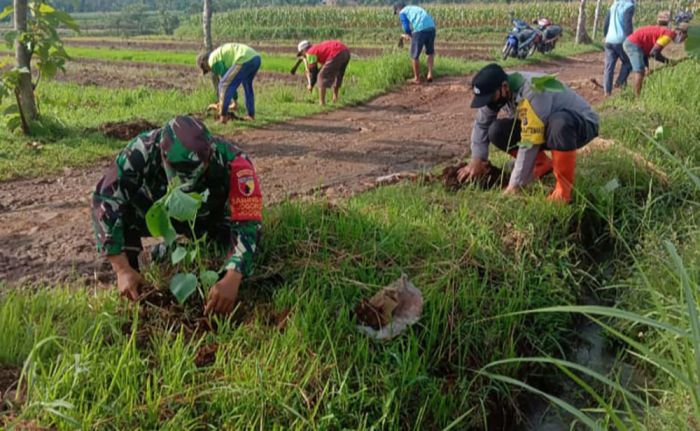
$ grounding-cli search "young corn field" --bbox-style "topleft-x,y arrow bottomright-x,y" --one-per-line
176,1 -> 684,43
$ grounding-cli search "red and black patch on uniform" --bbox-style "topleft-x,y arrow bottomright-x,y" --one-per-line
229,156 -> 263,222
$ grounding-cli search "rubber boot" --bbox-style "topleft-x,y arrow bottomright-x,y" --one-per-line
548,150 -> 577,203
533,150 -> 553,178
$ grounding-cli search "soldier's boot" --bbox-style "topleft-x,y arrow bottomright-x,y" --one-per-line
533,150 -> 553,178
548,150 -> 577,203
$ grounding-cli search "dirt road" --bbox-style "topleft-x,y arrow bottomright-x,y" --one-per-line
0,52 -> 605,285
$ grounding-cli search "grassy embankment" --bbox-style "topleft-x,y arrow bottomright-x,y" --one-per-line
1,58 -> 698,430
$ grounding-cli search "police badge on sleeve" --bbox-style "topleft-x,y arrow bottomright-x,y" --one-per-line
229,156 -> 263,222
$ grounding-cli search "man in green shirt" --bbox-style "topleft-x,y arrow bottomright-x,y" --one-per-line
197,43 -> 262,123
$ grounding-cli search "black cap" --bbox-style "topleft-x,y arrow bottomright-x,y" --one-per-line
470,63 -> 508,108
393,2 -> 406,15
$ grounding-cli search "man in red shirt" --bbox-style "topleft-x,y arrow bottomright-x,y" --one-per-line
297,40 -> 351,106
623,22 -> 688,95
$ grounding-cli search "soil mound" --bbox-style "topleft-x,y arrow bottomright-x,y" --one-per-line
99,119 -> 158,141
441,162 -> 510,191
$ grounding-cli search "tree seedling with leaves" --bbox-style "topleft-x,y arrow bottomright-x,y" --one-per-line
0,1 -> 79,133
145,178 -> 220,305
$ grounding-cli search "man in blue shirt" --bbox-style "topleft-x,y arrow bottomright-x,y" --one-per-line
394,2 -> 436,84
602,0 -> 635,96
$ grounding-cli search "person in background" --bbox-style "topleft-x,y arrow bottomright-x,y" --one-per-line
296,40 -> 351,106
393,2 -> 436,84
602,0 -> 635,96
657,10 -> 671,27
197,43 -> 262,123
458,64 -> 599,203
623,22 -> 688,96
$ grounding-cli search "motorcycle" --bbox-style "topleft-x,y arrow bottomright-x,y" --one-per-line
532,18 -> 562,54
502,18 -> 539,60
502,17 -> 562,60
674,10 -> 693,24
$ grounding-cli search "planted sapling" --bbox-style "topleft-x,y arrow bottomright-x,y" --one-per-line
145,178 -> 220,304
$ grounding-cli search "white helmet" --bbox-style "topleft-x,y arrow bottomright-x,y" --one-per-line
297,40 -> 311,55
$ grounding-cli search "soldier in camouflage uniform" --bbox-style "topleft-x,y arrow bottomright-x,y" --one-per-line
91,116 -> 262,315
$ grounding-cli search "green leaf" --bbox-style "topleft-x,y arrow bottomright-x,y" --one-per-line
145,201 -> 176,246
166,188 -> 201,222
518,140 -> 534,149
200,270 -> 219,289
530,75 -> 565,93
654,125 -> 665,141
0,5 -> 13,21
188,249 -> 198,265
685,25 -> 700,59
169,273 -> 197,304
38,3 -> 56,14
171,246 -> 188,265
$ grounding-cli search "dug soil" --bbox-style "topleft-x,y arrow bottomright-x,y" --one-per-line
48,57 -> 304,91
0,52 -> 604,285
99,119 -> 159,140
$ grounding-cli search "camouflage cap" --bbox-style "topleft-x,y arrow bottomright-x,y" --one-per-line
160,116 -> 213,184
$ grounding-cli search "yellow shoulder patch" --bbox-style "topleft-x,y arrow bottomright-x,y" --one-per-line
657,34 -> 672,47
517,99 -> 546,146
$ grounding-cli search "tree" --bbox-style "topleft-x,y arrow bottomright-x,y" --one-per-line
591,0 -> 602,40
202,0 -> 218,93
576,0 -> 592,44
0,1 -> 78,134
14,0 -> 37,132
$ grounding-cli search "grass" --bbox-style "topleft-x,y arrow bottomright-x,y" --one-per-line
0,173 -> 605,429
3,62 -> 696,428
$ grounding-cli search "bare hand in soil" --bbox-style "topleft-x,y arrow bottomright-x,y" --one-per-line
116,267 -> 144,302
205,271 -> 242,315
457,159 -> 490,183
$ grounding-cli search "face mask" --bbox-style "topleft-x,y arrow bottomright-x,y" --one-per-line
674,34 -> 685,43
487,97 -> 508,111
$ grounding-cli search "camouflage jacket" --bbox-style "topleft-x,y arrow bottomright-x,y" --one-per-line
91,130 -> 263,276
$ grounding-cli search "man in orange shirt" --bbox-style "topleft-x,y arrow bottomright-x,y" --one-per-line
623,23 -> 688,95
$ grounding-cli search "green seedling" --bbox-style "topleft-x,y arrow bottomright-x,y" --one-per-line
145,178 -> 219,304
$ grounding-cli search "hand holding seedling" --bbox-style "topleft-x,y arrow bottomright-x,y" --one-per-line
108,253 -> 143,302
457,159 -> 490,183
205,270 -> 242,315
